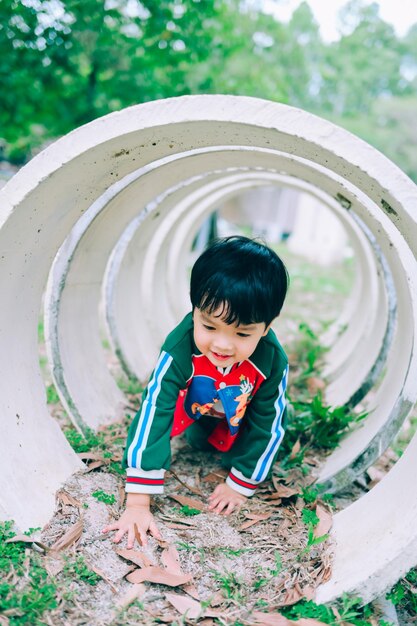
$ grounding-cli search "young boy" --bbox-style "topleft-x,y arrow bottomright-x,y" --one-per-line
103,236 -> 289,548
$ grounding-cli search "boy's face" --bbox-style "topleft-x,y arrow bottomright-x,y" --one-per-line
193,306 -> 270,368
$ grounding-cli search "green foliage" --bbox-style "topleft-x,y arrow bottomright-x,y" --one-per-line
283,392 -> 367,457
178,504 -> 201,516
92,490 -> 116,505
64,426 -> 106,453
301,508 -> 319,527
211,569 -> 245,602
281,594 -> 373,625
46,384 -> 60,405
0,521 -> 58,624
217,547 -> 253,558
117,376 -> 144,396
63,556 -> 101,586
386,567 -> 417,615
292,323 -> 327,382
1,0 -> 417,183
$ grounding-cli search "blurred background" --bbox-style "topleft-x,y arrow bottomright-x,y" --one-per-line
1,0 -> 416,178
3,0 -> 417,368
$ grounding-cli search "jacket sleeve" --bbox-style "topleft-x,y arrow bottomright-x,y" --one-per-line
123,350 -> 188,494
223,359 -> 289,497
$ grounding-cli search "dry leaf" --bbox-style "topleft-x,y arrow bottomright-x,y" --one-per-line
278,586 -> 303,607
0,615 -> 10,626
183,583 -> 200,600
300,585 -> 315,601
202,470 -> 227,484
77,452 -> 107,461
209,591 -> 225,607
118,485 -> 125,506
44,555 -> 65,577
126,566 -> 192,586
264,496 -> 283,506
161,544 -> 183,575
145,611 -> 179,623
116,583 -> 146,608
116,548 -> 155,568
5,535 -> 49,552
245,512 -> 272,521
168,494 -> 205,511
84,460 -> 106,472
291,617 -> 330,626
89,564 -> 118,592
271,478 -> 299,498
252,611 -> 290,625
314,505 -> 332,538
290,439 -> 301,459
165,593 -> 203,619
239,519 -> 262,531
56,490 -> 81,508
168,469 -> 203,495
165,522 -> 196,530
160,515 -> 197,527
239,511 -> 272,530
306,377 -> 326,395
50,520 -> 83,551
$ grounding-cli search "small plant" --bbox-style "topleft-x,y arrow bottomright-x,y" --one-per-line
211,569 -> 245,603
283,393 -> 367,457
64,426 -> 106,453
46,383 -> 60,404
301,508 -> 319,527
386,567 -> 417,615
293,322 -> 328,380
117,376 -> 143,396
63,556 -> 101,586
216,547 -> 254,558
92,490 -> 116,505
0,521 -> 58,624
300,508 -> 328,557
178,504 -> 201,516
176,542 -> 205,561
253,551 -> 283,589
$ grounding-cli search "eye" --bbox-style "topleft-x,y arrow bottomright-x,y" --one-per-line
203,324 -> 215,331
237,332 -> 250,338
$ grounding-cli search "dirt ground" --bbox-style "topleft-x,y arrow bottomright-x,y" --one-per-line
35,421 -> 334,625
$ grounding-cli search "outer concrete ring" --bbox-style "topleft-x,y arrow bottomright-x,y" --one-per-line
0,96 -> 416,602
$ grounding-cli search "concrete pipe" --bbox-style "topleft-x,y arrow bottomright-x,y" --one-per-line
0,96 -> 416,603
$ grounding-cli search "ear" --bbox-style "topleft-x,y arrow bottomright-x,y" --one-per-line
262,324 -> 272,337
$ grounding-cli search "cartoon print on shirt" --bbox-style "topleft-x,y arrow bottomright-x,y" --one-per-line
230,375 -> 254,427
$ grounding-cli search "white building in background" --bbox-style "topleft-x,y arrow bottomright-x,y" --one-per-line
218,185 -> 349,266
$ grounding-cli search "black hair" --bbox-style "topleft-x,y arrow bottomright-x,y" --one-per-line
190,236 -> 289,327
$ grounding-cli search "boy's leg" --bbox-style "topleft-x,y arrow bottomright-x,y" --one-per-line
185,418 -> 218,451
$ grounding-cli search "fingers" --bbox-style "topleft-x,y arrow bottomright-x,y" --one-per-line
127,525 -> 136,550
101,522 -> 120,533
149,520 -> 162,540
134,523 -> 147,548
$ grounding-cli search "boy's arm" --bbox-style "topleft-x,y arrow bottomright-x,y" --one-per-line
124,350 -> 188,495
223,360 -> 289,497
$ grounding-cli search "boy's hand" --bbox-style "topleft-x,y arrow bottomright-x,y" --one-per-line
102,493 -> 162,548
208,482 -> 247,515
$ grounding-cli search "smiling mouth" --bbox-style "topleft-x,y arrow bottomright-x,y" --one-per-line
211,351 -> 232,360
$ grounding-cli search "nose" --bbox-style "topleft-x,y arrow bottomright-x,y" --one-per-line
213,333 -> 233,353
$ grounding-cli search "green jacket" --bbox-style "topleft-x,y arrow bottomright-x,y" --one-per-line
124,313 -> 288,497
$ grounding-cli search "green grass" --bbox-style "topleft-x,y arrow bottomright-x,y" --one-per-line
0,521 -> 58,625
92,490 -> 116,505
63,556 -> 101,586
